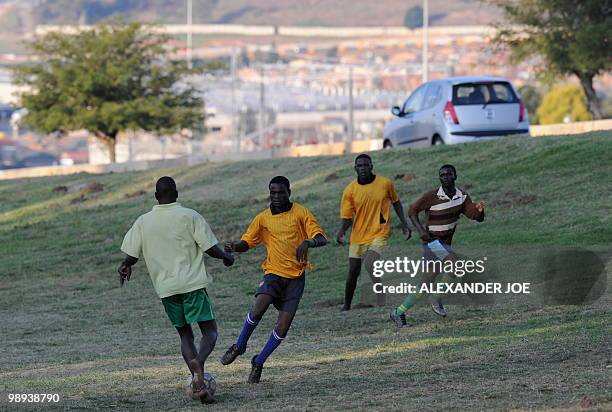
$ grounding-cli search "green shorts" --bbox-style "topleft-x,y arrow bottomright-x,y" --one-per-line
161,288 -> 215,328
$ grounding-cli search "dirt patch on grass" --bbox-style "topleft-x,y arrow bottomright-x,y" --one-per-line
80,182 -> 105,194
70,194 -> 87,204
52,185 -> 68,193
394,173 -> 417,182
64,182 -> 106,203
324,172 -> 339,182
52,183 -> 105,197
125,189 -> 147,199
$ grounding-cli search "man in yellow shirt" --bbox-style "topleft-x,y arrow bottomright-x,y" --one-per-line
337,154 -> 411,310
118,176 -> 234,404
220,176 -> 327,383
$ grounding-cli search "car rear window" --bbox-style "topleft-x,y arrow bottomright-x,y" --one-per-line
452,82 -> 518,105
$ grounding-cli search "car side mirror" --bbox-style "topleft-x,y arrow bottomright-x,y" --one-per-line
391,106 -> 402,116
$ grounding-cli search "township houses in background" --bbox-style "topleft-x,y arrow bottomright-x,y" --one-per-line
1,23 -> 611,167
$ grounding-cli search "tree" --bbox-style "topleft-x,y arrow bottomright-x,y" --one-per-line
12,22 -> 204,163
492,0 -> 611,119
518,85 -> 542,124
404,5 -> 423,29
536,84 -> 592,125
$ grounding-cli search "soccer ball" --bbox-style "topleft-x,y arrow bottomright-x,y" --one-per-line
203,373 -> 217,396
185,373 -> 217,397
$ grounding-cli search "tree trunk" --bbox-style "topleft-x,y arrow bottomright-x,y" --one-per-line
576,73 -> 603,120
107,138 -> 116,163
95,132 -> 117,163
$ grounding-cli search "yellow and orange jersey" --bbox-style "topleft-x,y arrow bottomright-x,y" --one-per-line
340,175 -> 399,245
241,203 -> 326,278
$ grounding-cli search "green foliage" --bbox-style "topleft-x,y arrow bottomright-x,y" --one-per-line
197,60 -> 227,72
12,22 -> 204,162
536,84 -> 592,125
403,5 -> 423,29
518,85 -> 542,124
492,0 -> 611,119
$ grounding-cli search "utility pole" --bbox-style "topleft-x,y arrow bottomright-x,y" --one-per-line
259,65 -> 266,150
422,0 -> 429,83
187,0 -> 193,69
231,49 -> 238,152
346,66 -> 354,154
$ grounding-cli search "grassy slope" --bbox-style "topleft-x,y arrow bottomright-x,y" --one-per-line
0,133 -> 611,411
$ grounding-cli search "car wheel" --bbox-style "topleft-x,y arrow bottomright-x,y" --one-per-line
432,136 -> 444,146
383,140 -> 393,149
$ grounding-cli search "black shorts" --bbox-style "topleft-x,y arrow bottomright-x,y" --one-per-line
255,273 -> 305,313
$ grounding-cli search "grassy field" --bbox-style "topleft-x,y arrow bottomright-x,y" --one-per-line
0,133 -> 611,411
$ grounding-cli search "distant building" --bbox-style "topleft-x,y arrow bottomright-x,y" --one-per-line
0,68 -> 18,105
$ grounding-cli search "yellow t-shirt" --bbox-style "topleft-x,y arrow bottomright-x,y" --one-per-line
241,203 -> 326,279
120,203 -> 218,299
340,175 -> 399,245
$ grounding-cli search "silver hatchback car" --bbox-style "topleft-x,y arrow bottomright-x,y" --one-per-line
383,76 -> 529,148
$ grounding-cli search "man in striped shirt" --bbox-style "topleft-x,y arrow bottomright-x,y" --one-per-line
390,164 -> 485,327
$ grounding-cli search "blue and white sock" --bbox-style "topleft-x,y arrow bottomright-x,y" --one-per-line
254,329 -> 285,365
236,312 -> 259,353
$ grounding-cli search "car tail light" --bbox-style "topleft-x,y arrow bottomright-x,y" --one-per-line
519,99 -> 525,122
443,101 -> 459,124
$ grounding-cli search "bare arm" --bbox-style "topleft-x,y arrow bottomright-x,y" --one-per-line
309,233 -> 328,248
205,244 -> 235,267
225,240 -> 250,253
392,200 -> 412,240
296,233 -> 328,262
463,195 -> 485,222
408,195 -> 434,242
408,212 -> 433,242
117,254 -> 138,286
336,218 -> 352,245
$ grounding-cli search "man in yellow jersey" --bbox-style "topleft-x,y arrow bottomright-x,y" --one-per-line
220,176 -> 327,383
337,154 -> 411,311
118,176 -> 234,404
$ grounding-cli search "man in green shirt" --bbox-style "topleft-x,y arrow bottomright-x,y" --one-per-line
118,176 -> 234,404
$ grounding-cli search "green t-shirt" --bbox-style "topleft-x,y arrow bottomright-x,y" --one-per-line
121,202 -> 218,298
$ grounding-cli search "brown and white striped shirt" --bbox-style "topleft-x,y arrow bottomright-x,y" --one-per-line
409,187 -> 484,245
